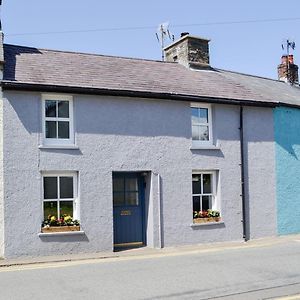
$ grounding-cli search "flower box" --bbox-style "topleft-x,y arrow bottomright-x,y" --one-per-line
41,225 -> 80,233
193,217 -> 221,224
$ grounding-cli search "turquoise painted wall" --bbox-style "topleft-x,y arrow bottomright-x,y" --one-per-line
274,107 -> 300,235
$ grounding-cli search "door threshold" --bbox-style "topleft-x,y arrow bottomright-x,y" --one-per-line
114,241 -> 145,251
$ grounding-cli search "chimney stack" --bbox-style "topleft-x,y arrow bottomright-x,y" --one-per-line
277,54 -> 299,85
164,33 -> 210,69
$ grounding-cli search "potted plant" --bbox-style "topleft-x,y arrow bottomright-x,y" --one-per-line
41,214 -> 80,233
193,210 -> 221,224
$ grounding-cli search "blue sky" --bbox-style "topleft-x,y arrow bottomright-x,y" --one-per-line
3,0 -> 300,79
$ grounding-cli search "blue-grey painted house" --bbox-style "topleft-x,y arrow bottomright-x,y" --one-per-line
0,31 -> 300,258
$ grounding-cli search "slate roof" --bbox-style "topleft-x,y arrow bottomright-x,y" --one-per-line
2,44 -> 300,107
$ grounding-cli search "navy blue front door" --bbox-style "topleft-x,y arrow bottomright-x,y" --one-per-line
113,173 -> 145,247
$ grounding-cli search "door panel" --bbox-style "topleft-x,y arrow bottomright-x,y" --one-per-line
113,173 -> 145,246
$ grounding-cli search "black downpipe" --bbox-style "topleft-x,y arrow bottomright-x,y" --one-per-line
239,106 -> 248,241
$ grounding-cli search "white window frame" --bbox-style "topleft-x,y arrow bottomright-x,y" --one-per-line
192,171 -> 219,212
42,94 -> 74,146
191,103 -> 213,148
42,172 -> 79,221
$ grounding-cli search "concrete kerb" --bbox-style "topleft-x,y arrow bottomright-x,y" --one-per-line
0,234 -> 299,268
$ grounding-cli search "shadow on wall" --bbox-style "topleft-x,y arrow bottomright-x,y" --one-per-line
191,223 -> 225,230
75,96 -> 192,138
159,174 -> 165,248
274,107 -> 300,160
190,149 -> 224,158
39,234 -> 89,243
7,92 -> 192,139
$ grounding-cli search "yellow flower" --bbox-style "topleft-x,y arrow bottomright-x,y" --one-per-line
50,216 -> 56,222
64,215 -> 72,222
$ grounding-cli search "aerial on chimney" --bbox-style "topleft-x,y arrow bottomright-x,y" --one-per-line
164,33 -> 211,70
278,39 -> 298,85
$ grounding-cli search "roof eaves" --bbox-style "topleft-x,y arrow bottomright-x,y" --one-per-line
1,80 -> 278,108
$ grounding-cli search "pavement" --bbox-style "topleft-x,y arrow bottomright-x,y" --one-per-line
1,233 -> 300,268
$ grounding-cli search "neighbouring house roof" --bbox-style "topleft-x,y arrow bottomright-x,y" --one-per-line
2,44 -> 300,108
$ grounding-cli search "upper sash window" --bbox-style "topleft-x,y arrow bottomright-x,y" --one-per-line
42,94 -> 74,146
191,103 -> 213,147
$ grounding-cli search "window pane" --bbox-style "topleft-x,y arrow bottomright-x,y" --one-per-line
199,126 -> 209,141
199,108 -> 208,123
125,192 -> 138,206
45,100 -> 57,117
202,196 -> 212,211
125,178 -> 138,191
44,177 -> 58,199
113,192 -> 124,206
192,125 -> 199,140
113,177 -> 124,192
58,101 -> 69,118
58,121 -> 70,139
44,201 -> 58,219
193,196 -> 201,212
46,121 -> 57,138
60,201 -> 73,218
191,108 -> 199,124
192,175 -> 201,194
203,174 -> 212,193
60,177 -> 73,198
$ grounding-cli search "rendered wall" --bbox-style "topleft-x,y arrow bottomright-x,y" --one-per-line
0,37 -> 4,257
0,93 -> 3,257
274,107 -> 300,235
243,107 -> 277,239
2,91 -> 277,257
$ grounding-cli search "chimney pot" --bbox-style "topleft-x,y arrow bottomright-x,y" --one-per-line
278,54 -> 298,84
180,32 -> 189,38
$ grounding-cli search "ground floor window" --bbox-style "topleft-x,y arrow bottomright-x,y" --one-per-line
192,171 -> 221,223
41,172 -> 80,232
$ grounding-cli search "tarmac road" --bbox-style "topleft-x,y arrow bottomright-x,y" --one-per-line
1,237 -> 300,299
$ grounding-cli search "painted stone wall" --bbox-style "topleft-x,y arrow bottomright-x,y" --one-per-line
0,92 -> 3,257
2,91 -> 278,257
274,107 -> 300,235
243,107 -> 277,239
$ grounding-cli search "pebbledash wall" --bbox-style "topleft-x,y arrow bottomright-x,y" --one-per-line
274,106 -> 300,235
2,90 -> 277,258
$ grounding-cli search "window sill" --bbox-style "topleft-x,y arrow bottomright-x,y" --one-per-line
190,145 -> 220,150
190,221 -> 224,227
38,230 -> 85,237
39,145 -> 79,150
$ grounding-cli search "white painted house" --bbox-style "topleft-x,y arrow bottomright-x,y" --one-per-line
1,31 -> 300,258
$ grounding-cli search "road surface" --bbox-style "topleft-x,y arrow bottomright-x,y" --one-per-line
1,238 -> 300,299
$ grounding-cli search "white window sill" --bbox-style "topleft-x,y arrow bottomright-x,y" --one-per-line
190,221 -> 224,227
190,145 -> 220,150
38,230 -> 85,237
39,145 -> 79,150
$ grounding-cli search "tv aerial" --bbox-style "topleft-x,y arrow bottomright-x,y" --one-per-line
281,39 -> 297,84
282,39 -> 296,55
156,22 -> 174,61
